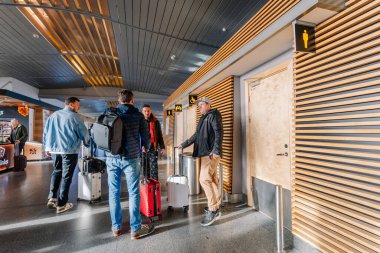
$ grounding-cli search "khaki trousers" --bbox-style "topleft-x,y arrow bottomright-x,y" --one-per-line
199,156 -> 221,211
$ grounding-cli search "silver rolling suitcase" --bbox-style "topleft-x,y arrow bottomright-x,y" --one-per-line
167,147 -> 189,212
77,139 -> 104,204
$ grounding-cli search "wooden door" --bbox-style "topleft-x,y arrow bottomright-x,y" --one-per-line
247,63 -> 293,205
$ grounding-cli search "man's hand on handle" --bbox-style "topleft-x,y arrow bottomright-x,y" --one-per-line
209,153 -> 220,160
178,145 -> 183,150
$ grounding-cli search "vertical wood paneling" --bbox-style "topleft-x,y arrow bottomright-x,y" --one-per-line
197,76 -> 234,193
33,107 -> 43,142
293,1 -> 380,252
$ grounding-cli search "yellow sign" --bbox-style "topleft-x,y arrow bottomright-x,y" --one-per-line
166,109 -> 174,116
189,95 -> 197,106
294,23 -> 315,53
175,104 -> 182,112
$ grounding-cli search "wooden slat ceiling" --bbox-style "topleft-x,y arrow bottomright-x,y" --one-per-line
15,0 -> 122,87
163,0 -> 301,106
0,0 -> 267,96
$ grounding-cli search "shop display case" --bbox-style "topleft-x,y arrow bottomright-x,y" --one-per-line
0,119 -> 11,143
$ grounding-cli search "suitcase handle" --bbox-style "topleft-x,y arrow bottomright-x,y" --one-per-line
173,147 -> 184,176
140,151 -> 149,182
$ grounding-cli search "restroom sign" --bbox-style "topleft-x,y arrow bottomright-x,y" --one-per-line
166,109 -> 174,116
189,95 -> 197,106
294,23 -> 315,53
175,104 -> 182,112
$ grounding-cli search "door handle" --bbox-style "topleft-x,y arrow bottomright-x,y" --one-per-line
276,152 -> 288,156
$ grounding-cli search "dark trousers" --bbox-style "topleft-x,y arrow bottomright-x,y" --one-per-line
48,154 -> 78,206
142,150 -> 159,180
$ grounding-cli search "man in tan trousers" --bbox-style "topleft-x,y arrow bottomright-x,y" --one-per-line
179,97 -> 223,226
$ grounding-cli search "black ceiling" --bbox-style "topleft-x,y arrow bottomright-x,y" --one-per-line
0,0 -> 267,95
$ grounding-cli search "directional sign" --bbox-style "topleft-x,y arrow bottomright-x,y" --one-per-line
294,23 -> 315,53
189,95 -> 197,106
166,109 -> 174,116
175,104 -> 182,112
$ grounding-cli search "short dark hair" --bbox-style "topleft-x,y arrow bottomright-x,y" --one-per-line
118,89 -> 134,103
142,104 -> 151,108
65,97 -> 80,105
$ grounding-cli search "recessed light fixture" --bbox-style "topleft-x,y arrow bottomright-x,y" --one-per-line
222,27 -> 227,32
32,33 -> 39,39
170,54 -> 176,60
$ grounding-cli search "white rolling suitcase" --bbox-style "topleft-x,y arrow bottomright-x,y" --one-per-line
167,147 -> 189,212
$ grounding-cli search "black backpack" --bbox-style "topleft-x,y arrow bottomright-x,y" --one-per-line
92,108 -> 124,155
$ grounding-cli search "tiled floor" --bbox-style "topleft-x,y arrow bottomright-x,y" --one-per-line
0,160 -> 293,253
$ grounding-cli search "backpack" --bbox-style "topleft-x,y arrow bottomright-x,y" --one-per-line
92,108 -> 124,155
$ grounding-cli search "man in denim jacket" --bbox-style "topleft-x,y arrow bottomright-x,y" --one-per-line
43,97 -> 89,214
106,89 -> 154,239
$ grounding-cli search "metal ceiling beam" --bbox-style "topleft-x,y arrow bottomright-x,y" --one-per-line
0,2 -> 220,50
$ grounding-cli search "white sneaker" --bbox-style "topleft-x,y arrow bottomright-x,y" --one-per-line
47,198 -> 57,209
56,203 -> 73,214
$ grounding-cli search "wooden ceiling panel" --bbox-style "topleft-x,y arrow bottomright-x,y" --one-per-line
15,0 -> 122,87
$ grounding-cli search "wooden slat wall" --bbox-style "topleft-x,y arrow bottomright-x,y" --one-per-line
197,76 -> 234,193
163,113 -> 175,161
164,0 -> 301,107
293,1 -> 380,252
16,0 -> 122,87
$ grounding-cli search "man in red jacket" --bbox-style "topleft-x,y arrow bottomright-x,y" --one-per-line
142,104 -> 166,180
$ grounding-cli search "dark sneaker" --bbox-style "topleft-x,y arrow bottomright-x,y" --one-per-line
47,198 -> 57,209
56,203 -> 73,214
131,223 -> 155,240
201,209 -> 221,226
112,228 -> 122,237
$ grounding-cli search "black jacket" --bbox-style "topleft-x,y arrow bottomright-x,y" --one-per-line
181,109 -> 223,157
11,124 -> 28,144
112,104 -> 150,159
146,114 -> 165,151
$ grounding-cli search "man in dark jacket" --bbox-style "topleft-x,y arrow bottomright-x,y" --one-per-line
142,104 -> 165,180
179,97 -> 223,226
105,89 -> 155,239
10,118 -> 28,155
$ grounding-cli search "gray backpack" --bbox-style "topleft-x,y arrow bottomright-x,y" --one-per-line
92,108 -> 124,155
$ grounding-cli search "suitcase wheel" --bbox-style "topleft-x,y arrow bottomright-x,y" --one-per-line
183,206 -> 189,213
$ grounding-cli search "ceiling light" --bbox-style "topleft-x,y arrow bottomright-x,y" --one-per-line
222,27 -> 227,32
170,54 -> 176,60
33,33 -> 39,39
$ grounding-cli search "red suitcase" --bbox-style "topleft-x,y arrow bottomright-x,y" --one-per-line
139,153 -> 161,221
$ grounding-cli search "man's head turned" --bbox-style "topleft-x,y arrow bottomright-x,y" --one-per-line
142,104 -> 152,120
65,97 -> 80,113
118,89 -> 134,105
195,97 -> 211,115
10,118 -> 19,128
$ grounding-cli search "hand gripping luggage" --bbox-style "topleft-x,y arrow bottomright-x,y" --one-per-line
167,147 -> 189,213
13,143 -> 27,172
77,139 -> 104,204
140,152 -> 162,222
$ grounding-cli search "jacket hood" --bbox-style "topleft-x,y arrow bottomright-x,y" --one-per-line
116,104 -> 139,114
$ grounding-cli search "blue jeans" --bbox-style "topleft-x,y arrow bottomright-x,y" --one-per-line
48,154 -> 78,206
106,156 -> 141,232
